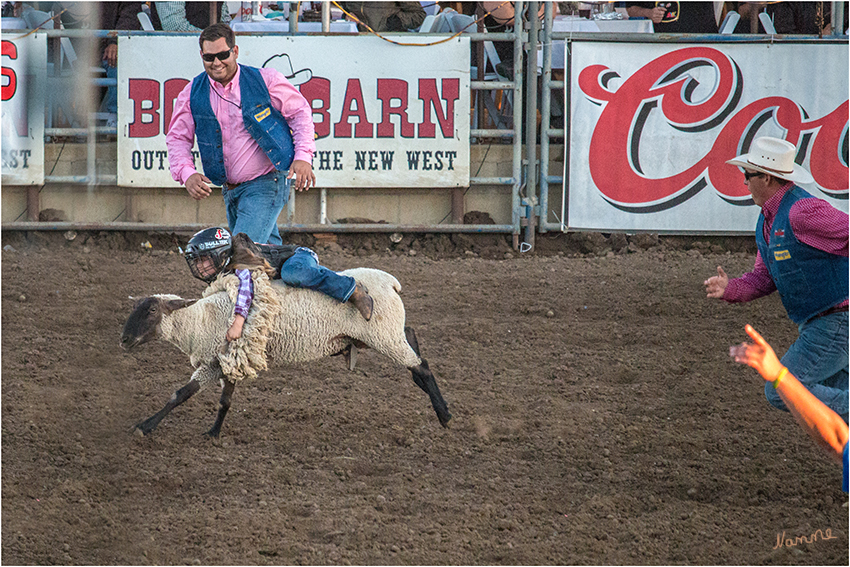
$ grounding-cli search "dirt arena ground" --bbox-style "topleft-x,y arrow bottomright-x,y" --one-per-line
2,230 -> 847,565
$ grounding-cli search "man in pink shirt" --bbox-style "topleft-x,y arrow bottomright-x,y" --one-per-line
166,23 -> 316,245
704,137 -> 848,422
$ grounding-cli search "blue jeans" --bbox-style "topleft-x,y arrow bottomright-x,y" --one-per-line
100,61 -> 117,114
223,170 -> 290,245
278,248 -> 356,303
766,311 -> 849,422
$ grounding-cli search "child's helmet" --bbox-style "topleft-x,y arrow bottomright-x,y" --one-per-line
184,227 -> 232,283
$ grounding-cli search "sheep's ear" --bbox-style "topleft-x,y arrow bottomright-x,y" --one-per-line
163,298 -> 198,313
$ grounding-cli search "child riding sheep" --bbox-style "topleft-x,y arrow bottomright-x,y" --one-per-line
183,227 -> 375,346
183,227 -> 374,381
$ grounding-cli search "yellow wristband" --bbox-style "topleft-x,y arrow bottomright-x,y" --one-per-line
773,367 -> 789,389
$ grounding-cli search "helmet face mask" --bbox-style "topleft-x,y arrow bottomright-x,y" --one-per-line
184,227 -> 232,283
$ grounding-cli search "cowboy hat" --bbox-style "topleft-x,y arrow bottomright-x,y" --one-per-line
726,137 -> 814,185
261,53 -> 312,86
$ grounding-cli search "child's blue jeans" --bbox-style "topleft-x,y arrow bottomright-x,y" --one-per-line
278,248 -> 356,303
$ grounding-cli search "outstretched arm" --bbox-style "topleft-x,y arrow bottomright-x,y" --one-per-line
731,325 -> 849,465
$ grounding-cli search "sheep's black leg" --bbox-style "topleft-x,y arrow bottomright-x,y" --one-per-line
204,378 -> 235,438
134,379 -> 201,436
405,327 -> 421,355
410,359 -> 452,427
405,327 -> 451,427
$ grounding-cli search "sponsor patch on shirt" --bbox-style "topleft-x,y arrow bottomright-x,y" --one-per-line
774,249 -> 791,261
774,229 -> 785,237
254,107 -> 271,122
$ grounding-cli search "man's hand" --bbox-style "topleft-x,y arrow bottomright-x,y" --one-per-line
627,4 -> 667,23
102,43 -> 118,68
288,160 -> 316,192
185,172 -> 213,200
704,265 -> 729,299
729,325 -> 784,383
649,5 -> 668,23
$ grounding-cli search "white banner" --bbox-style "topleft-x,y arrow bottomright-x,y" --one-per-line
567,42 -> 849,232
117,35 -> 470,188
1,32 -> 46,185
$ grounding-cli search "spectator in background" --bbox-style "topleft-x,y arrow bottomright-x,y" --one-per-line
731,324 -> 849,492
764,1 -> 838,34
1,2 -> 22,18
736,2 -> 832,34
479,1 -> 548,78
339,2 -> 426,32
704,137 -> 849,423
98,2 -> 142,123
478,2 -> 563,129
625,1 -> 719,33
149,1 -> 230,31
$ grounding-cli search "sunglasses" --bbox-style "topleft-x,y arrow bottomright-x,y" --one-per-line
201,48 -> 233,63
744,171 -> 765,181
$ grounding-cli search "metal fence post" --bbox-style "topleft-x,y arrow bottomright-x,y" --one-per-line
522,1 -> 539,251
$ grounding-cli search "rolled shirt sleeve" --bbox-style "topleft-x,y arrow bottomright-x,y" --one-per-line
234,269 -> 254,319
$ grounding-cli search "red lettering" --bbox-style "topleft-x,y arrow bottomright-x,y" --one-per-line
300,77 -> 331,139
128,78 -> 161,138
1,40 -> 18,102
806,102 -> 849,197
163,78 -> 189,135
334,79 -> 373,138
418,78 -> 459,138
376,78 -> 414,138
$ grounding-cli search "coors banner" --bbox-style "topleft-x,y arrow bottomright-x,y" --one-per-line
118,35 -> 469,188
568,43 -> 848,232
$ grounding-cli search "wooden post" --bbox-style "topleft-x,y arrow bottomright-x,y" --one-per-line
27,186 -> 39,221
124,188 -> 134,222
451,188 -> 464,225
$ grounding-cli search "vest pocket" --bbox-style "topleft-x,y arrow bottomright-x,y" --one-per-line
772,261 -> 811,298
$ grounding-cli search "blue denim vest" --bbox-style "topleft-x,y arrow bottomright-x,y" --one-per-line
190,65 -> 295,186
756,185 -> 849,324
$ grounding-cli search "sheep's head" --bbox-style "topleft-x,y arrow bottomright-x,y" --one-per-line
120,295 -> 197,351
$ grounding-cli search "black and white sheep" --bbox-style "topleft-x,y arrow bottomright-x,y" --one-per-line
120,267 -> 451,437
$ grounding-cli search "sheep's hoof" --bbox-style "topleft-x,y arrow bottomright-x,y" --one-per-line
202,429 -> 221,439
132,421 -> 154,436
438,413 -> 453,428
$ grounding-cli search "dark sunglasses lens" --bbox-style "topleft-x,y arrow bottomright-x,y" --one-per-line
744,171 -> 763,180
203,49 -> 230,62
